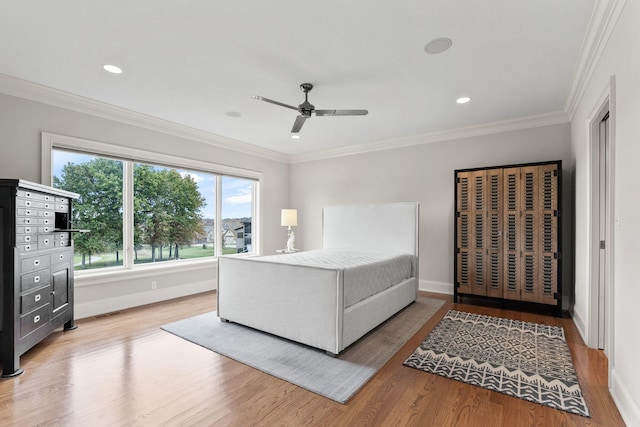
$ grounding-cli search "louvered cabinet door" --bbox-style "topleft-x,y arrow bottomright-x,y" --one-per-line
539,164 -> 559,305
502,167 -> 521,300
519,166 -> 541,302
456,172 -> 472,294
456,170 -> 487,296
485,169 -> 503,298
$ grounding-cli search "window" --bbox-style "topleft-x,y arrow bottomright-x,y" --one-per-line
133,163 -> 215,264
53,151 -> 124,269
222,176 -> 254,254
47,134 -> 261,273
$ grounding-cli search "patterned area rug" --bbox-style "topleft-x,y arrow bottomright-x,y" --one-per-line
404,310 -> 589,417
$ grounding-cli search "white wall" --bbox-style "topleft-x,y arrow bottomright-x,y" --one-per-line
0,92 -> 289,318
290,123 -> 573,300
570,1 -> 640,424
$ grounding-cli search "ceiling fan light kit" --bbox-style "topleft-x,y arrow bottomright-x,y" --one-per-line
253,83 -> 368,135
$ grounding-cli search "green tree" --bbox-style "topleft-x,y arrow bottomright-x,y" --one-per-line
54,158 -> 123,268
134,165 -> 205,262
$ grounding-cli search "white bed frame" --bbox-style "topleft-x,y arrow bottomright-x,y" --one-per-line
217,202 -> 419,355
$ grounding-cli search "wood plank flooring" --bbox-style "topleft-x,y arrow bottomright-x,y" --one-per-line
0,291 -> 625,426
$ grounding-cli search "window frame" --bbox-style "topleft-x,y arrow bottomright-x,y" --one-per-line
42,132 -> 263,281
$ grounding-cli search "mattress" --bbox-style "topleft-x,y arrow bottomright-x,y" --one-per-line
252,249 -> 414,308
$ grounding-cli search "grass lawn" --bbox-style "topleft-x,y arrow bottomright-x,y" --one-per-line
73,244 -> 239,270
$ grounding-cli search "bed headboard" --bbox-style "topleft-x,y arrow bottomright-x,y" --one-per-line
322,202 -> 419,256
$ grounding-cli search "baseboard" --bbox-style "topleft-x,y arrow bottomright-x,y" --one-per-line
74,280 -> 215,319
419,280 -> 453,295
610,367 -> 640,426
571,306 -> 588,344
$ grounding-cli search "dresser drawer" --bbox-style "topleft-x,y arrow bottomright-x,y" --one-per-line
16,234 -> 35,244
20,268 -> 50,292
21,285 -> 51,314
50,249 -> 72,265
17,243 -> 36,253
21,254 -> 51,274
17,189 -> 44,200
17,190 -> 54,202
16,217 -> 54,226
21,304 -> 51,338
38,210 -> 54,219
16,225 -> 38,234
16,198 -> 45,209
37,235 -> 54,249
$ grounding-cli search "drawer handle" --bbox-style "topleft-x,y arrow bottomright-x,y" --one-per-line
25,219 -> 31,224
59,254 -> 65,260
25,192 -> 32,198
25,245 -> 32,251
34,315 -> 41,324
44,195 -> 51,201
59,233 -> 65,238
25,236 -> 31,242
33,259 -> 40,267
25,209 -> 32,215
35,294 -> 41,302
43,227 -> 50,232
44,212 -> 50,216
34,276 -> 40,283
25,201 -> 32,207
44,204 -> 50,209
44,239 -> 50,245
25,227 -> 31,233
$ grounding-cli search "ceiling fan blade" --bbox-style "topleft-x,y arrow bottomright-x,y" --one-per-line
253,95 -> 299,111
291,115 -> 307,133
314,109 -> 369,116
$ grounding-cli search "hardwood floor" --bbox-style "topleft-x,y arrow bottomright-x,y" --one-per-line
0,291 -> 625,426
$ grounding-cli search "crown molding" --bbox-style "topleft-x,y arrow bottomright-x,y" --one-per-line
0,73 -> 574,166
565,0 -> 627,119
289,111 -> 570,164
0,73 -> 289,163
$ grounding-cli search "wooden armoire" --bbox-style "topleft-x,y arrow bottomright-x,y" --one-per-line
454,161 -> 561,315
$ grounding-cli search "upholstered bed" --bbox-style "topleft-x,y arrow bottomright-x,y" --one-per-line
217,202 -> 419,355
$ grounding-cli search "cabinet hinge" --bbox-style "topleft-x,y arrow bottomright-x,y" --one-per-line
554,210 -> 559,217
600,240 -> 606,250
456,177 -> 461,183
553,169 -> 559,177
554,252 -> 559,260
553,292 -> 560,300
456,211 -> 461,218
456,248 -> 461,254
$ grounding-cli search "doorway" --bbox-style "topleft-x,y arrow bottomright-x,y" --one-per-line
589,95 -> 614,354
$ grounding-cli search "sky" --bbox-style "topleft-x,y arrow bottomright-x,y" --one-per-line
52,150 -> 252,220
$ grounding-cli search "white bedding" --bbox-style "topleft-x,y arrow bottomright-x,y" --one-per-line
253,249 -> 415,308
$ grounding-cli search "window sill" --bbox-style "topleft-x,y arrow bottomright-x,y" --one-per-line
74,257 -> 218,288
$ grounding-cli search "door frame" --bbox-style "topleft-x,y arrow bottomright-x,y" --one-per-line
587,77 -> 616,357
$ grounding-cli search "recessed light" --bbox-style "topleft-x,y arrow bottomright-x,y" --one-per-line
424,38 -> 452,54
225,111 -> 242,118
456,96 -> 471,104
291,134 -> 301,139
103,64 -> 123,74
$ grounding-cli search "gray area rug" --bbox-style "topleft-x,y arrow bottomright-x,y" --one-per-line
404,310 -> 590,417
162,295 -> 444,403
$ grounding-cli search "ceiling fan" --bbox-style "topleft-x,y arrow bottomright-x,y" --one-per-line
253,83 -> 368,134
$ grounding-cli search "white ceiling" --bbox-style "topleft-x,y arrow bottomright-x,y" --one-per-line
0,1 -> 595,157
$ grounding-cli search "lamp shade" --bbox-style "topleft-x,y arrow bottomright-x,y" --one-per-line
280,209 -> 298,227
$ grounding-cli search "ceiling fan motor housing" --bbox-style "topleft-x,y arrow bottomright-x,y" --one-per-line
299,83 -> 315,116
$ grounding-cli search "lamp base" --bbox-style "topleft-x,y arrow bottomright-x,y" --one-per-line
285,227 -> 296,253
